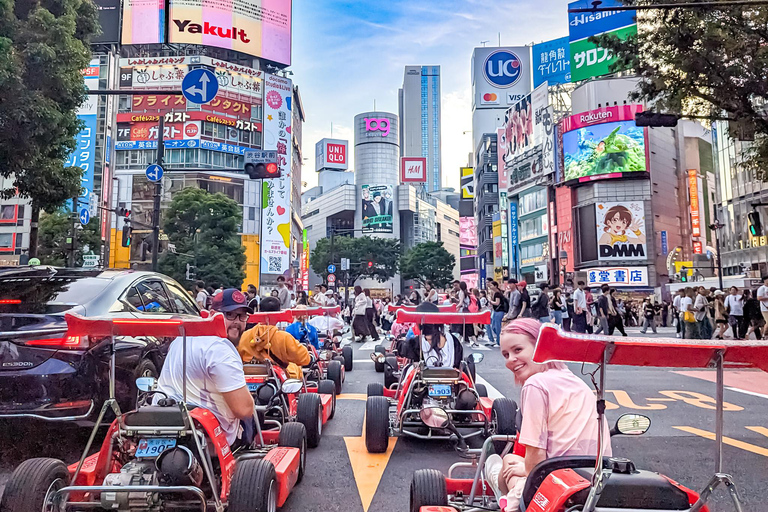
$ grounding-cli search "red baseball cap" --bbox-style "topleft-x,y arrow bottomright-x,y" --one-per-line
517,281 -> 528,288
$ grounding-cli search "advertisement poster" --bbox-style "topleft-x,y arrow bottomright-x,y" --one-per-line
66,58 -> 100,213
503,82 -> 548,162
688,169 -> 702,237
260,74 -> 292,275
595,201 -> 647,261
532,37 -> 571,87
93,0 -> 121,43
459,217 -> 478,246
361,184 -> 394,233
121,0 -> 164,44
168,0 -> 292,66
300,229 -> 309,293
460,167 -> 474,199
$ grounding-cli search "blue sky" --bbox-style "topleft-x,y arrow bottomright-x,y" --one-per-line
291,0 -> 572,190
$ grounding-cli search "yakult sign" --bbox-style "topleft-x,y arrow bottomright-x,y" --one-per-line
315,138 -> 348,171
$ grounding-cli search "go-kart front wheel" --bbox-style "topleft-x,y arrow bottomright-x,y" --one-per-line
365,396 -> 390,453
229,458 -> 277,512
278,422 -> 307,484
317,379 -> 336,419
342,346 -> 353,371
367,382 -> 384,397
297,393 -> 323,448
327,359 -> 343,394
0,458 -> 70,512
492,397 -> 518,435
410,469 -> 448,512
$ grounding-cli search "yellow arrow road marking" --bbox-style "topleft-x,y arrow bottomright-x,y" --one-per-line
674,426 -> 768,457
746,426 -> 768,438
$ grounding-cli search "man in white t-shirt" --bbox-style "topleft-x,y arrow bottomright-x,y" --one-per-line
672,289 -> 684,338
572,281 -> 588,333
194,281 -> 209,310
724,286 -> 744,340
155,288 -> 255,446
757,275 -> 768,337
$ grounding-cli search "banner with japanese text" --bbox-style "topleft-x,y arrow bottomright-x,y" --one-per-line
66,58 -> 100,214
260,74 -> 293,275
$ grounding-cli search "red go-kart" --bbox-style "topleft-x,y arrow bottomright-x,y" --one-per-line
410,325 -> 768,512
0,314 -> 305,512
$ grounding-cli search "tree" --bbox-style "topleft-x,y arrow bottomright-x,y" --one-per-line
594,3 -> 768,172
400,241 -> 456,288
310,235 -> 400,284
159,187 -> 246,288
0,0 -> 100,257
36,210 -> 101,266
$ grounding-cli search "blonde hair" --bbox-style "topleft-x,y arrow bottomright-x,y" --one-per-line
501,318 -> 567,386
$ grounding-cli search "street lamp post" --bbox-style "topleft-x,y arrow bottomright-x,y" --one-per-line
709,218 -> 725,291
559,251 -> 569,287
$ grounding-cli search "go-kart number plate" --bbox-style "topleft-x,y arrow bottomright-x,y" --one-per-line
136,438 -> 176,458
428,384 -> 451,397
247,382 -> 259,392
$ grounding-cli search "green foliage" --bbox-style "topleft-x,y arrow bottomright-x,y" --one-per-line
159,187 -> 246,288
594,2 -> 768,173
310,235 -> 400,284
36,209 -> 101,266
400,241 -> 456,288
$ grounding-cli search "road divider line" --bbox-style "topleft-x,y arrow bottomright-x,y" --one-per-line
726,386 -> 768,401
673,426 -> 768,457
353,359 -> 374,363
476,374 -> 505,400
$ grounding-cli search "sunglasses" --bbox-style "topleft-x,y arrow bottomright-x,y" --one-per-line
224,311 -> 249,322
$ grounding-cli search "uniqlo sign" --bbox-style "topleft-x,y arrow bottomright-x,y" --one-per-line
315,138 -> 348,171
401,157 -> 427,183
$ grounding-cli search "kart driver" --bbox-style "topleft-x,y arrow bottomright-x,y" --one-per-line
238,296 -> 311,379
484,318 -> 612,510
154,288 -> 255,447
285,304 -> 321,350
400,302 -> 464,369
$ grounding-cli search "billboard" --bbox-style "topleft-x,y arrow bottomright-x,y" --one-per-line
401,157 -> 427,183
503,83 -> 548,161
595,201 -> 647,261
568,0 -> 637,82
532,37 -> 571,87
92,0 -> 121,43
472,46 -> 532,109
586,266 -> 649,287
460,167 -> 474,199
361,184 -> 394,233
260,74 -> 293,275
688,169 -> 702,238
168,0 -> 292,66
561,105 -> 646,183
121,0 -> 165,44
315,138 -> 348,171
459,217 -> 478,246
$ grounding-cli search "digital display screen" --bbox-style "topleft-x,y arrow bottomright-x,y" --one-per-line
562,120 -> 646,182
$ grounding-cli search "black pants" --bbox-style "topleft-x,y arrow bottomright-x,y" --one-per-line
572,312 -> 587,333
365,307 -> 379,340
608,315 -> 627,336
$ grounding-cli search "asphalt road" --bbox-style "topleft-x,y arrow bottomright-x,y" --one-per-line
1,326 -> 766,512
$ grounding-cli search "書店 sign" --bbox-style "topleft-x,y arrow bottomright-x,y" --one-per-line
586,266 -> 648,287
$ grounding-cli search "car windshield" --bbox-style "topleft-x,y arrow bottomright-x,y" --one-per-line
0,275 -> 112,314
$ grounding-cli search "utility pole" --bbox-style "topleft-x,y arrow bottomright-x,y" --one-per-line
151,116 -> 164,272
710,217 -> 725,291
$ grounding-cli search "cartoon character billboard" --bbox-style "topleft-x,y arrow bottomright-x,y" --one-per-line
595,201 -> 647,261
361,184 -> 393,233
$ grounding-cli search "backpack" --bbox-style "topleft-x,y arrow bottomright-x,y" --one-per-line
204,292 -> 213,310
468,295 -> 479,313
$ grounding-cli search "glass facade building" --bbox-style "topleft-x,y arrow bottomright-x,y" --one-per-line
399,66 -> 442,192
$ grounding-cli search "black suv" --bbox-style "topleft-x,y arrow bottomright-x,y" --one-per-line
0,267 -> 200,424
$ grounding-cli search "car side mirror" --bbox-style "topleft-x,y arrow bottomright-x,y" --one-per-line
613,413 -> 651,436
319,350 -> 333,361
420,407 -> 450,429
136,377 -> 157,392
468,353 -> 484,364
282,379 -> 303,394
370,352 -> 386,364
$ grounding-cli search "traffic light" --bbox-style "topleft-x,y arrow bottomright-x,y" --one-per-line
748,210 -> 762,236
680,266 -> 688,282
244,162 -> 281,180
185,263 -> 196,280
367,261 -> 373,268
634,112 -> 679,128
121,224 -> 132,247
116,206 -> 131,217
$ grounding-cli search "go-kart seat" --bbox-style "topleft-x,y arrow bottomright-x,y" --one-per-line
520,457 -> 610,510
244,364 -> 270,376
421,368 -> 461,381
123,406 -> 187,427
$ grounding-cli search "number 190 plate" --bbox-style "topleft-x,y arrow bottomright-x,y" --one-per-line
428,384 -> 451,397
135,438 -> 176,458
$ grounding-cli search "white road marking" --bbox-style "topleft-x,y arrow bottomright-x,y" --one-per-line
353,359 -> 375,363
726,386 -> 768,400
475,374 -> 505,400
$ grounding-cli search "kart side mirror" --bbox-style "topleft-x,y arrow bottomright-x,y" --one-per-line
420,407 -> 450,429
468,353 -> 484,364
370,352 -> 386,364
282,379 -> 303,394
136,376 -> 157,392
613,413 -> 651,436
319,350 -> 333,361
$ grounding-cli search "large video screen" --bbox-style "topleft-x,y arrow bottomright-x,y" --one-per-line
562,120 -> 646,182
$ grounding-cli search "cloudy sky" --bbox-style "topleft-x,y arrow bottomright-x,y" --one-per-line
291,0 -> 571,191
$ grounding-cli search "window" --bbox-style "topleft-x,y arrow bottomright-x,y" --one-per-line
519,188 -> 547,216
248,207 -> 255,220
135,281 -> 172,313
0,205 -> 15,221
166,283 -> 200,315
113,286 -> 145,312
0,233 -> 12,248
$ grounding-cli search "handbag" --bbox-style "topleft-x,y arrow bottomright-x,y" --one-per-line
683,310 -> 696,323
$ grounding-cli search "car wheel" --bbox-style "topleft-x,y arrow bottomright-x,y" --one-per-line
410,469 -> 448,512
278,423 -> 307,484
475,383 -> 488,398
327,360 -> 343,395
365,396 -> 390,453
229,458 -> 277,512
0,458 -> 70,512
492,398 -> 518,435
317,379 -> 336,420
383,355 -> 398,389
297,393 -> 323,448
367,382 -> 384,397
373,345 -> 385,372
342,346 -> 353,371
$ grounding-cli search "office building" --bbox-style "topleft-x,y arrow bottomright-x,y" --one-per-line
399,66 -> 442,192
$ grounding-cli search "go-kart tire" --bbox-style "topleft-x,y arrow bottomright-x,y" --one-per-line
475,383 -> 488,398
297,393 -> 323,448
0,458 -> 70,512
409,469 -> 448,512
466,357 -> 477,383
383,355 -> 398,389
229,458 -> 277,512
367,382 -> 384,397
342,346 -> 354,371
365,396 -> 390,453
492,398 -> 518,436
317,379 -> 336,420
278,422 -> 307,484
374,345 -> 386,372
327,360 -> 343,395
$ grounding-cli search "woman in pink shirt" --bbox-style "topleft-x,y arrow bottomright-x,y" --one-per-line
485,318 -> 611,508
